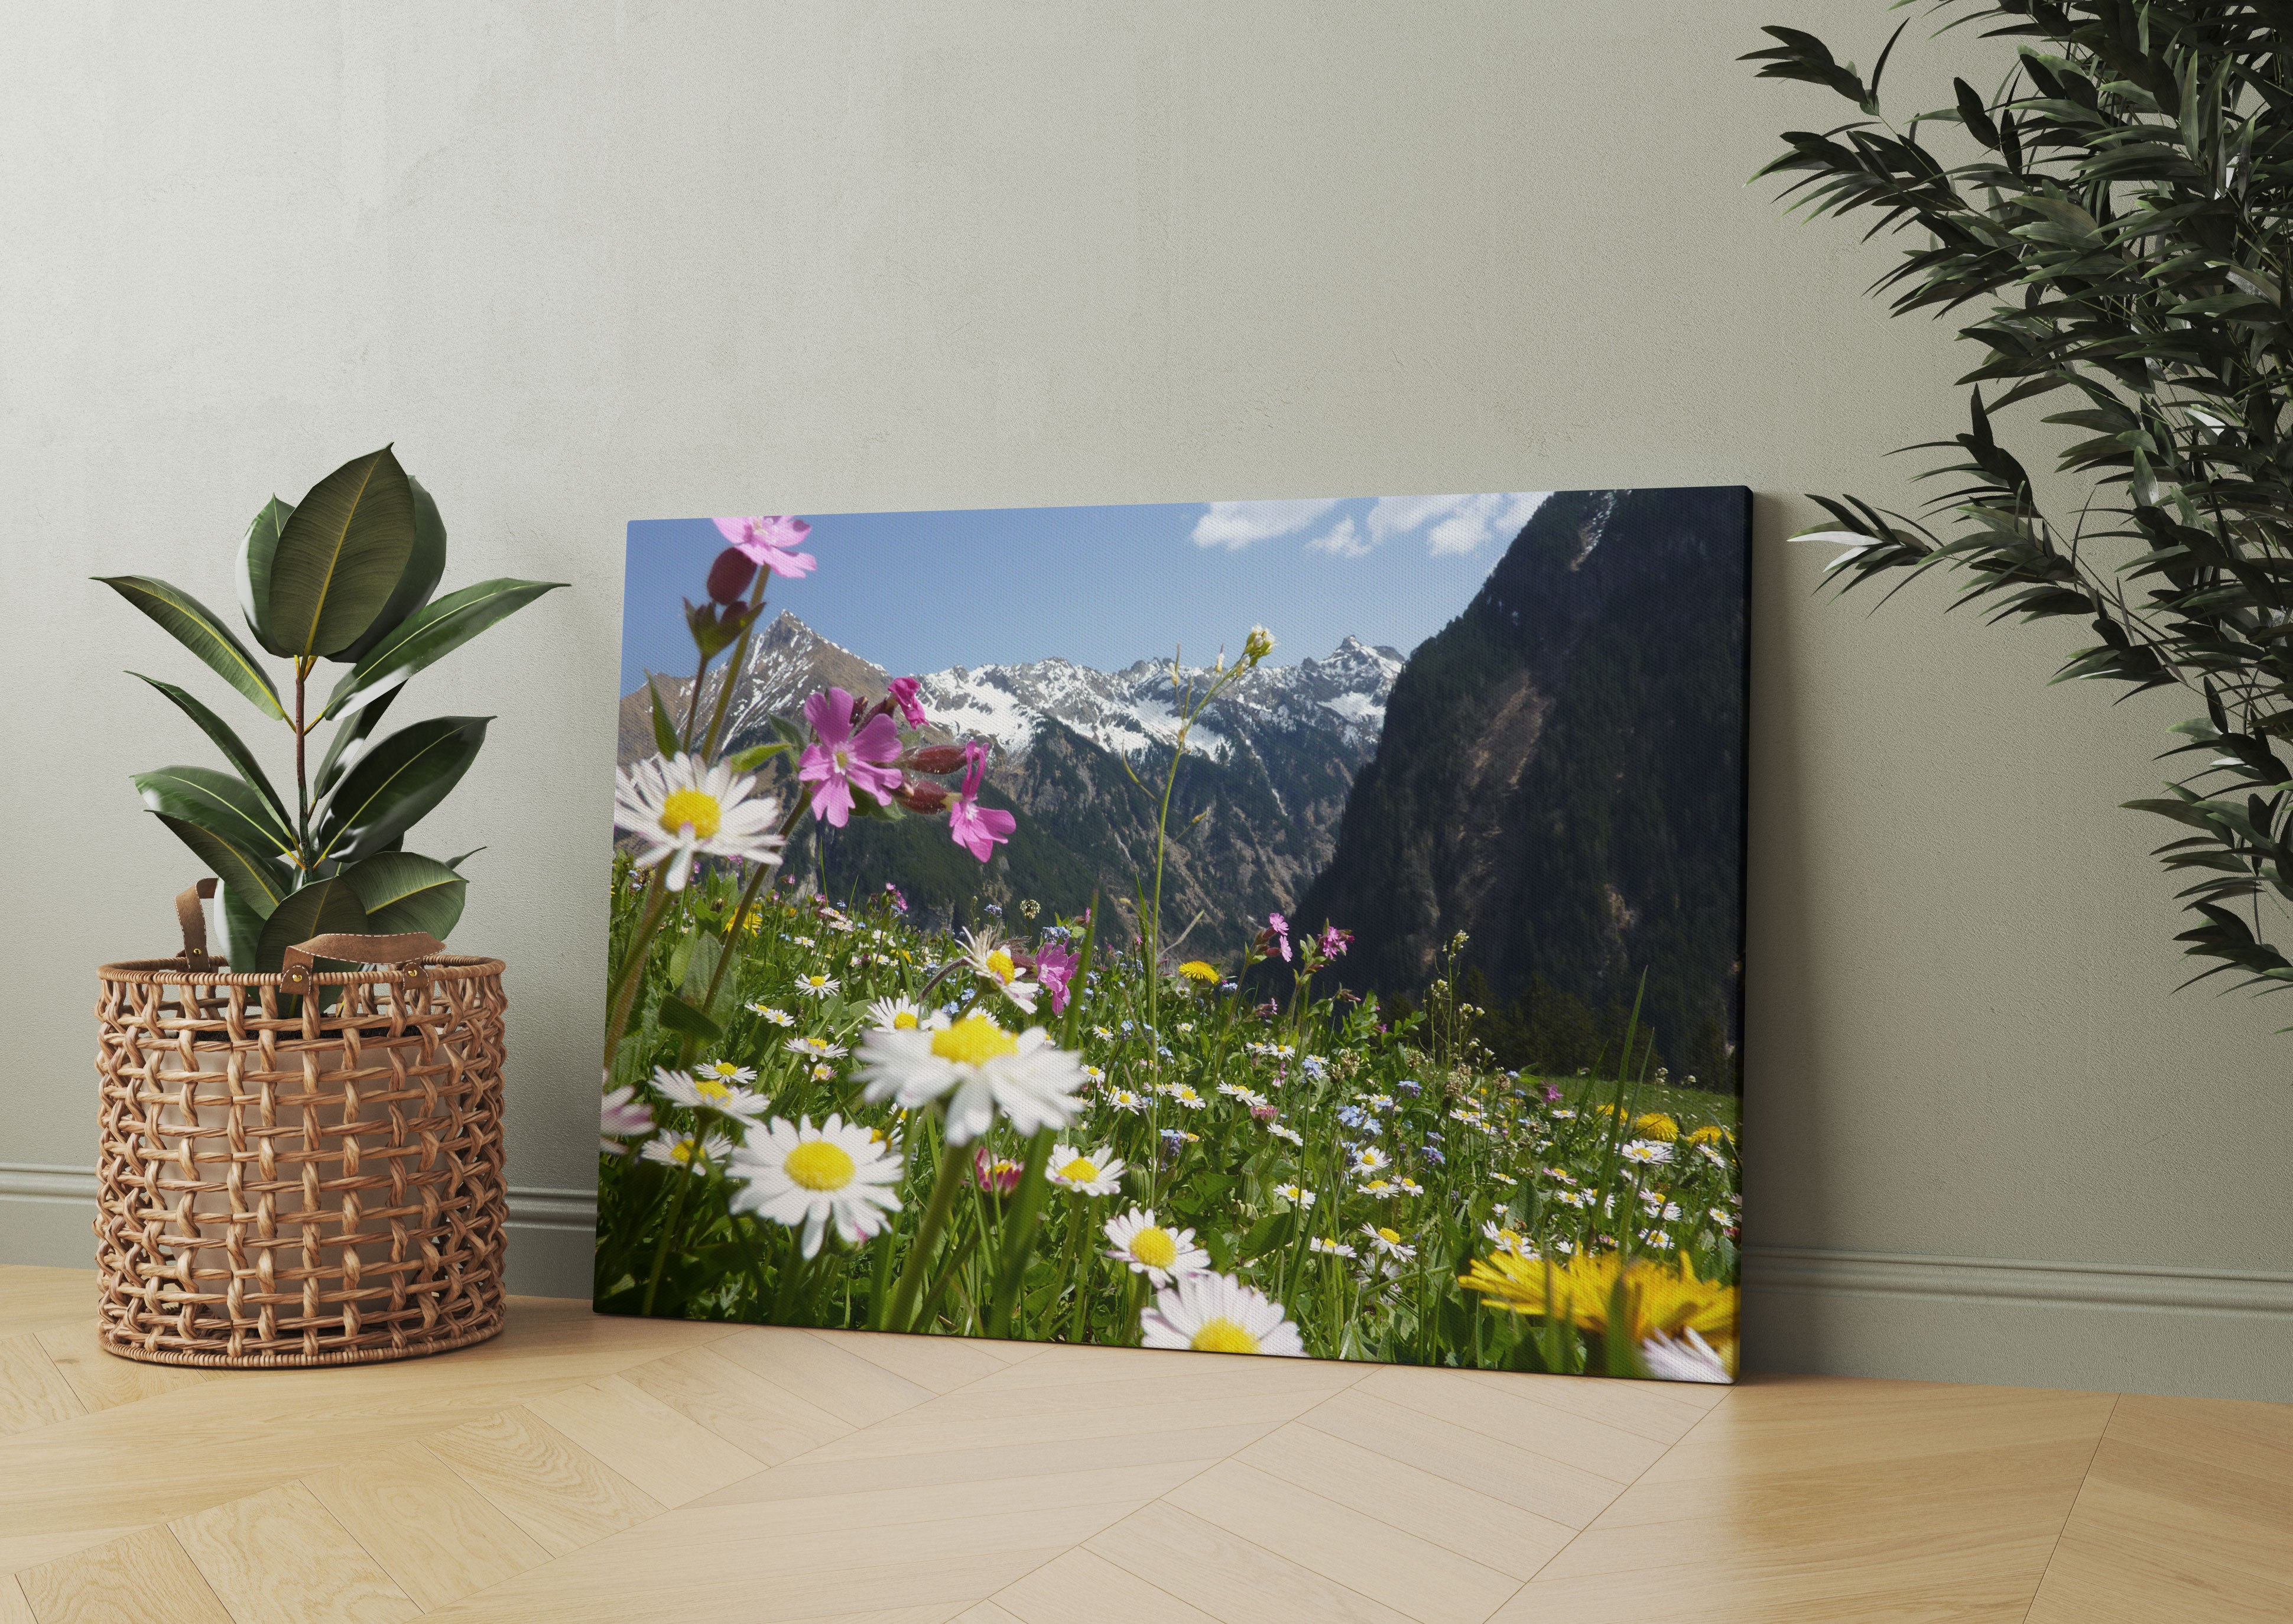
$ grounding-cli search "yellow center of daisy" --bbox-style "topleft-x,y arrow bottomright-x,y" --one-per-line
1377,1227 -> 1401,1245
1060,1157 -> 1100,1183
659,788 -> 722,839
892,1011 -> 919,1029
783,1141 -> 856,1191
808,976 -> 828,988
1130,1227 -> 1178,1269
669,1139 -> 701,1165
985,948 -> 1016,983
1190,1317 -> 1258,1354
706,1061 -> 738,1077
695,1078 -> 732,1104
931,1012 -> 1018,1066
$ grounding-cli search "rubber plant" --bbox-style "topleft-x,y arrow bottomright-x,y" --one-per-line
101,447 -> 563,969
1747,4 -> 2293,1006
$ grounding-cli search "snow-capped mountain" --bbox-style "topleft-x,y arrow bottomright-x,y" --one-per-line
617,613 -> 1405,954
621,611 -> 1402,771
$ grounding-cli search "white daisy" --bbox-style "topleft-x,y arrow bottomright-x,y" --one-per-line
640,1128 -> 732,1170
1309,1235 -> 1358,1259
613,752 -> 785,891
1358,1179 -> 1398,1198
957,927 -> 1039,1015
794,973 -> 841,999
727,1115 -> 902,1258
1167,1085 -> 1207,1110
1103,1207 -> 1210,1285
1081,1064 -> 1106,1084
1272,1183 -> 1316,1207
1140,1271 -> 1303,1357
1360,1225 -> 1415,1261
1639,1327 -> 1733,1384
856,1011 -> 1084,1144
792,934 -> 816,947
1480,1220 -> 1530,1255
1107,1088 -> 1146,1114
1351,1146 -> 1391,1177
697,1058 -> 757,1085
785,1034 -> 850,1060
810,1062 -> 836,1081
652,1066 -> 767,1121
1047,1144 -> 1128,1197
1709,1206 -> 1733,1226
749,1003 -> 796,1027
1265,1122 -> 1303,1145
600,1084 -> 653,1155
1395,1176 -> 1424,1196
1093,1025 -> 1115,1040
1621,1139 -> 1674,1167
865,995 -> 944,1034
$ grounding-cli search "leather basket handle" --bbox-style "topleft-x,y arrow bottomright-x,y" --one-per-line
280,931 -> 447,988
176,880 -> 219,972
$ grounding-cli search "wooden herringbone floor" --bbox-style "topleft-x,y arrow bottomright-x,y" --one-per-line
1,1265 -> 2287,1623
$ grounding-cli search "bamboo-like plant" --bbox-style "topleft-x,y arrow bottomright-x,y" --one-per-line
1748,5 -> 2293,1005
101,447 -> 563,969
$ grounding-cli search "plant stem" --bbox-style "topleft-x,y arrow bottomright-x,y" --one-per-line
602,871 -> 673,1071
680,647 -> 709,753
985,1126 -> 1055,1339
885,1115 -> 967,1331
700,570 -> 771,762
1063,1199 -> 1092,1343
293,659 -> 310,854
640,1149 -> 700,1316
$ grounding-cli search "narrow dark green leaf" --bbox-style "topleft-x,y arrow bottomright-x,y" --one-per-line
97,576 -> 286,719
340,850 -> 467,939
319,576 -> 565,721
648,677 -> 680,758
134,766 -> 295,857
726,740 -> 790,772
235,496 -> 295,655
131,674 -> 290,827
151,813 -> 290,914
656,994 -> 723,1042
443,846 -> 484,871
313,684 -> 401,800
313,714 -> 490,863
334,473 -> 449,664
268,446 -> 417,658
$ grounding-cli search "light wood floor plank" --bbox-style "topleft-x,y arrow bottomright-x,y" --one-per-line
304,1441 -> 553,1610
421,1408 -> 665,1556
1294,1387 -> 1624,1529
954,1604 -> 1025,1624
170,1482 -> 418,1624
523,1374 -> 768,1506
1090,1499 -> 1417,1624
995,1548 -> 1221,1624
0,1336 -> 84,1437
0,1524 -> 152,1579
1236,1421 -> 1571,1582
35,1331 -> 213,1415
17,1527 -> 233,1624
620,1344 -> 855,1466
712,1325 -> 938,1428
0,1577 -> 26,1624
812,1327 -> 1022,1393
1356,1363 -> 1670,1485
697,1426 -> 1251,1508
0,1269 -> 98,1338
1164,1459 -> 1521,1624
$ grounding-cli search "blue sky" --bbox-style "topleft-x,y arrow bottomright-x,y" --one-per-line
618,493 -> 1551,693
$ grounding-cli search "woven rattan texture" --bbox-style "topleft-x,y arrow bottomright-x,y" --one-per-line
91,956 -> 509,1367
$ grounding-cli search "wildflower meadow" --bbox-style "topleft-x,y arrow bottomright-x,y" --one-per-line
596,514 -> 1742,1382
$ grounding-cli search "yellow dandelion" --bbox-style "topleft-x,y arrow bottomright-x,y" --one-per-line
1459,1250 -> 1736,1344
1633,1112 -> 1680,1142
1687,1125 -> 1730,1147
1177,961 -> 1221,985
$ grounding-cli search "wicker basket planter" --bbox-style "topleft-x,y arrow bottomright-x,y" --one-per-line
92,889 -> 509,1368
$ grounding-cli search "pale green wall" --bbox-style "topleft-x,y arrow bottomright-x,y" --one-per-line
4,3 -> 2286,1400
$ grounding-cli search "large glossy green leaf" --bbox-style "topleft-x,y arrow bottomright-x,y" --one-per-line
268,446 -> 416,659
217,881 -> 268,971
313,715 -> 490,863
131,674 -> 290,827
97,576 -> 286,720
340,850 -> 467,938
151,814 -> 290,915
312,684 -> 400,800
255,877 -> 370,975
334,475 -> 449,665
135,766 -> 295,858
319,576 -> 565,722
235,496 -> 295,655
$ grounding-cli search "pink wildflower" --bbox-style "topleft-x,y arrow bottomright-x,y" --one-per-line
888,676 -> 928,729
713,515 -> 817,579
1266,912 -> 1291,962
1317,924 -> 1353,959
972,1148 -> 1023,1196
947,740 -> 1015,863
798,687 -> 903,827
884,882 -> 909,914
1034,939 -> 1080,1015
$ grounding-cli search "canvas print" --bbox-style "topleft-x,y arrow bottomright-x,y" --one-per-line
596,488 -> 1748,1383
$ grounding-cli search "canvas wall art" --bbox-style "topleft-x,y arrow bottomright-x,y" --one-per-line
596,488 -> 1748,1383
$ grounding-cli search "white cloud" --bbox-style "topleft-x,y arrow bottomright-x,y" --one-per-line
1305,516 -> 1371,558
1341,492 -> 1549,558
1192,498 -> 1342,550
